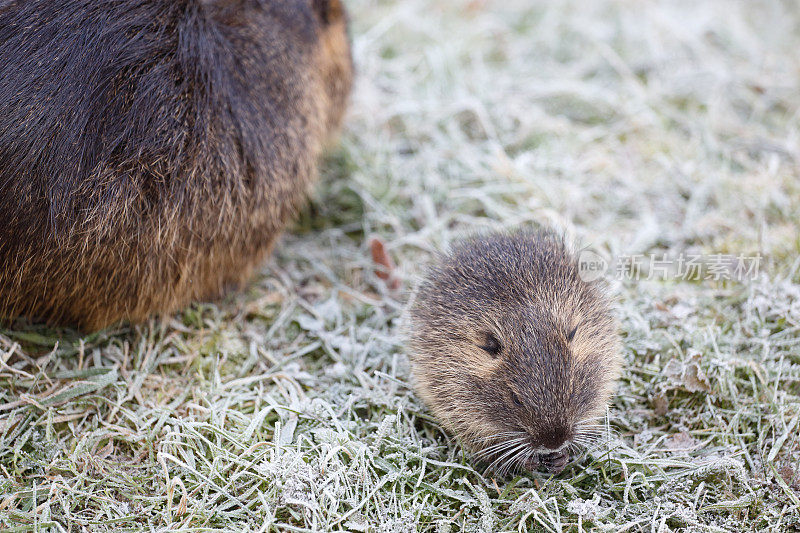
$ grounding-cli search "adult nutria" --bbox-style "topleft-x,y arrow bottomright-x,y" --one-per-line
405,229 -> 622,475
0,0 -> 352,330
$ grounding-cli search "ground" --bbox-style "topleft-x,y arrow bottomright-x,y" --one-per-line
2,0 -> 800,531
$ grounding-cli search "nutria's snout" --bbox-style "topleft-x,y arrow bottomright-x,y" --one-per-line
405,229 -> 622,477
527,450 -> 570,474
478,437 -> 573,476
526,428 -> 573,474
477,428 -> 574,476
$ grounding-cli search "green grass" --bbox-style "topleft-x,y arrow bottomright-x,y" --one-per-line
2,0 -> 800,530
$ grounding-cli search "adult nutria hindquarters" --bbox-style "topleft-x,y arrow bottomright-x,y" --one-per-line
406,230 -> 621,475
0,0 -> 352,330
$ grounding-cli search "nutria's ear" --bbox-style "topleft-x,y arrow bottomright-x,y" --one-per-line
566,325 -> 578,342
313,0 -> 345,24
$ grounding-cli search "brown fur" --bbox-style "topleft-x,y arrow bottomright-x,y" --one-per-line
405,229 -> 622,475
0,0 -> 353,330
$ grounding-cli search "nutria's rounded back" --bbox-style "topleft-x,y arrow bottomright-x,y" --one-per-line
0,0 -> 353,330
406,230 -> 621,474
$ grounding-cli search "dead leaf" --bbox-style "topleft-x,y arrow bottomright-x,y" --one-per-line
665,431 -> 698,450
652,393 -> 669,416
369,236 -> 401,291
663,352 -> 711,393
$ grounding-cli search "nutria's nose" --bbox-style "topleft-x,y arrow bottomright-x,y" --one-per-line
539,450 -> 569,474
539,426 -> 572,450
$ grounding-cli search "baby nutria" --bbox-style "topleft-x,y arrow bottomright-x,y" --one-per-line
406,229 -> 621,475
0,0 -> 352,330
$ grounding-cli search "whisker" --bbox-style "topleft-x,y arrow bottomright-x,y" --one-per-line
494,441 -> 528,470
513,444 -> 537,472
485,441 -> 528,475
471,431 -> 528,455
472,431 -> 527,446
499,447 -> 523,478
574,415 -> 607,425
501,446 -> 524,477
508,447 -> 536,476
472,436 -> 528,460
520,447 -> 538,472
574,424 -> 605,433
475,442 -> 523,465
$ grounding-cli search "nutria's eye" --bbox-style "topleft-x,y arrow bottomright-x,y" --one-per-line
478,332 -> 502,357
510,391 -> 524,407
